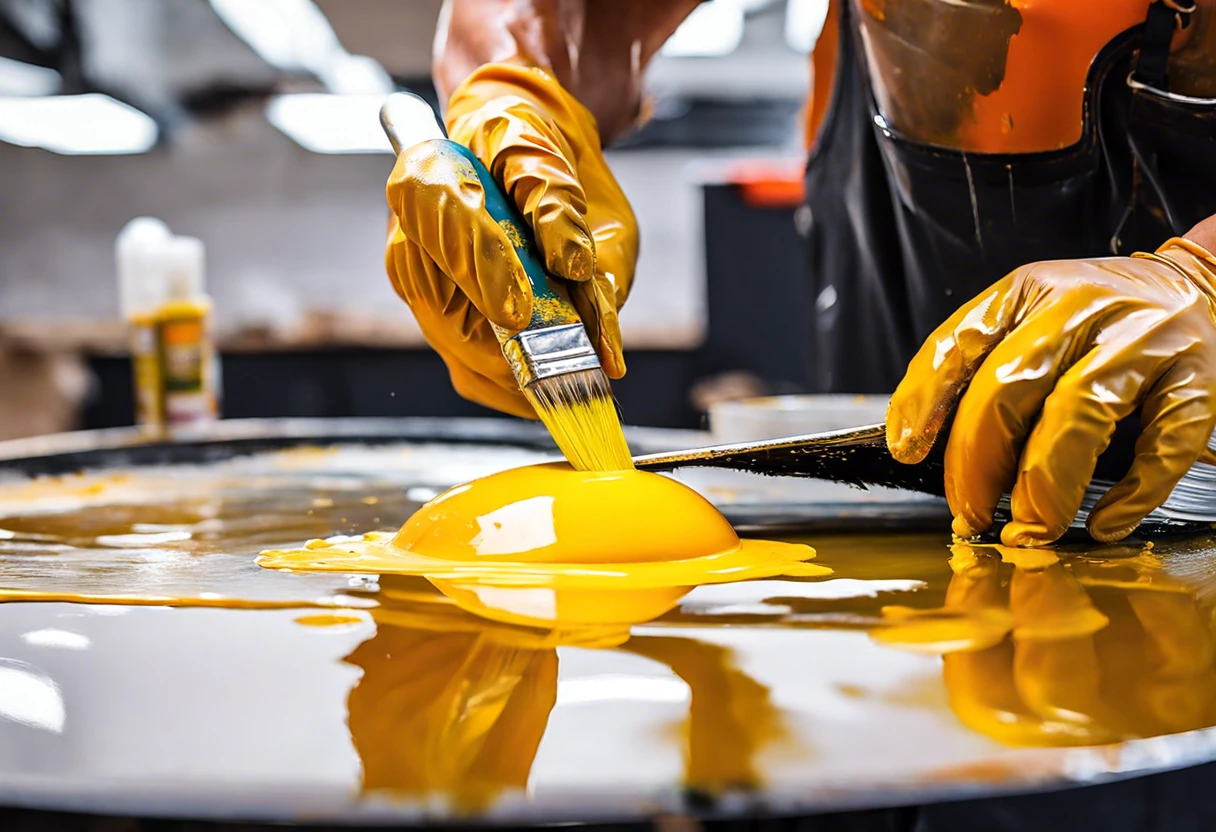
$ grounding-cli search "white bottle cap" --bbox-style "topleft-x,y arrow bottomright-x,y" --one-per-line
116,216 -> 172,318
150,235 -> 206,302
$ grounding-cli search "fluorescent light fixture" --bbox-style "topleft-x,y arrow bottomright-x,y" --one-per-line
0,55 -> 62,96
786,0 -> 830,54
266,93 -> 392,154
0,94 -> 157,154
662,0 -> 746,57
209,0 -> 341,74
209,0 -> 391,95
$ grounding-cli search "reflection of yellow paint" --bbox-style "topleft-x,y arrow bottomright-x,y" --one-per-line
259,463 -> 828,629
295,614 -> 364,627
953,539 -> 1058,571
344,576 -> 789,812
0,588 -> 372,610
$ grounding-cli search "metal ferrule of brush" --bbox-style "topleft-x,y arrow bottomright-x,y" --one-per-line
502,323 -> 602,388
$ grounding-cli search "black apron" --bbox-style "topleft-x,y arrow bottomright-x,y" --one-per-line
797,4 -> 1216,826
803,0 -> 1216,393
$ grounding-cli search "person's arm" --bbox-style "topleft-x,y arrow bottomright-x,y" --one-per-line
433,0 -> 703,144
1185,213 -> 1216,254
384,1 -> 701,416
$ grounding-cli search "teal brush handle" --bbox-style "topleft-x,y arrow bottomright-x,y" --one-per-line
378,92 -> 582,332
379,91 -> 598,389
434,141 -> 581,330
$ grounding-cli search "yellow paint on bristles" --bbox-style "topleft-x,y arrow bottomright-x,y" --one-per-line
524,369 -> 634,472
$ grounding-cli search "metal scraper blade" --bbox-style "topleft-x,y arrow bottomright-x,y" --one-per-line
633,423 -> 946,497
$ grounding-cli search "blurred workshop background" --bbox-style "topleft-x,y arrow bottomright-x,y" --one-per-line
0,0 -> 827,441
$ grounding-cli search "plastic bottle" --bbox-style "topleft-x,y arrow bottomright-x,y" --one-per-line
115,219 -> 220,436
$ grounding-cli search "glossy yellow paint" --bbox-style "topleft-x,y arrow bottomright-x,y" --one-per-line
258,462 -> 829,629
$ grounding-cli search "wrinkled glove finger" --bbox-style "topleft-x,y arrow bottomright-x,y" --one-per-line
445,358 -> 536,420
1002,327 -> 1176,547
887,275 -> 1021,464
387,141 -> 533,333
582,159 -> 640,309
944,314 -> 1078,538
567,276 -> 625,378
1087,355 -> 1216,541
420,311 -> 534,419
455,98 -> 597,285
387,232 -> 532,418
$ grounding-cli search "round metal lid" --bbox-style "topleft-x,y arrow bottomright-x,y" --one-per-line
0,419 -> 1211,826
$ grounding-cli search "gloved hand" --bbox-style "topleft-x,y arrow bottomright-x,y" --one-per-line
887,238 -> 1216,546
385,62 -> 638,418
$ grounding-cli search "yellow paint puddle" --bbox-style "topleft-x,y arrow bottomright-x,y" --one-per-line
259,462 -> 830,630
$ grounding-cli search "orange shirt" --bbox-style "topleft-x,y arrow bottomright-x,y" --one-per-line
808,0 -> 1214,154
962,0 -> 1152,153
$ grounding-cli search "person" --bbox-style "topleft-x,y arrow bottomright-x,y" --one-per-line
383,0 -> 1216,548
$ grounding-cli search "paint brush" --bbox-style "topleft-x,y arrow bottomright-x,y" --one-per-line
380,93 -> 632,472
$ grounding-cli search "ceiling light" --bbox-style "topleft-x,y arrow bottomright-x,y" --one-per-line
0,94 -> 158,154
661,0 -> 746,58
786,0 -> 830,54
266,93 -> 392,154
209,0 -> 341,74
0,56 -> 62,96
209,0 -> 391,94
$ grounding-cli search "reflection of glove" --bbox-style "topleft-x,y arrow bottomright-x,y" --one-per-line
943,550 -> 1118,747
878,544 -> 1216,746
346,618 -> 556,809
385,62 -> 638,418
624,636 -> 784,792
887,239 -> 1216,546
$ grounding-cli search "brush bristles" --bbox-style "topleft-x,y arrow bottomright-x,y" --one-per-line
524,369 -> 634,472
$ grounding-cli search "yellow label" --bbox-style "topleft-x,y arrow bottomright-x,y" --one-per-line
129,300 -> 219,431
129,320 -> 163,430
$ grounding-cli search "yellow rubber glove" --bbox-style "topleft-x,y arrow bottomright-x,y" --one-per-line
385,63 -> 638,418
887,238 -> 1216,546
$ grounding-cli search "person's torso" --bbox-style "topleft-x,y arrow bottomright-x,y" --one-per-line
801,0 -> 1216,393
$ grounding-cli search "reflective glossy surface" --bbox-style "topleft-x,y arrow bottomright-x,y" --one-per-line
3,444 -> 1216,823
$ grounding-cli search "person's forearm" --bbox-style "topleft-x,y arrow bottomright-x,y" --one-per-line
433,0 -> 701,144
1184,214 -> 1216,255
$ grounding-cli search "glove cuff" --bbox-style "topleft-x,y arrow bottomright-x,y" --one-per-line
1134,237 -> 1216,308
445,62 -> 604,155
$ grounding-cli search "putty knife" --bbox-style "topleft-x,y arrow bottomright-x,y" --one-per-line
633,424 -> 947,496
